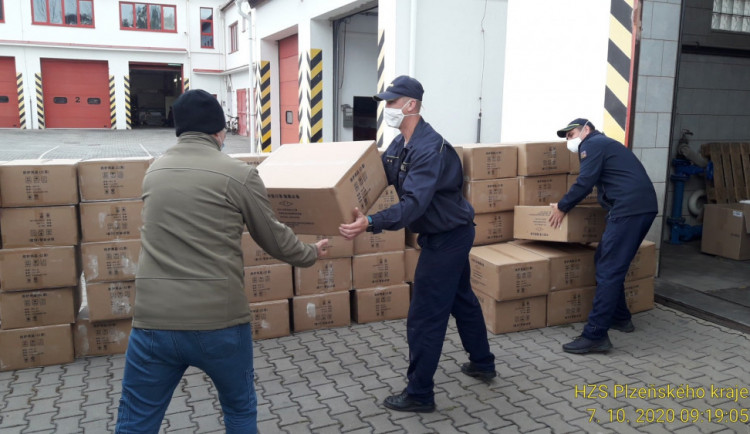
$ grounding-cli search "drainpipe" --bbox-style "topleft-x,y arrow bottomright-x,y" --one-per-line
409,0 -> 417,76
236,0 -> 257,152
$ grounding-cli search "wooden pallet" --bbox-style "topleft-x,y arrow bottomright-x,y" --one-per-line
700,142 -> 750,203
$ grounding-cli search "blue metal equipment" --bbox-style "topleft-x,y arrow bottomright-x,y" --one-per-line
667,130 -> 706,244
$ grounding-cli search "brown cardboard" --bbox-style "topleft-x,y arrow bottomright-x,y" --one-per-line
77,157 -> 152,202
249,299 -> 290,340
0,324 -> 74,371
228,153 -> 269,168
404,247 -> 420,282
0,205 -> 79,248
460,144 -> 518,180
473,211 -> 514,246
244,263 -> 293,303
352,251 -> 405,289
701,204 -> 750,260
463,178 -> 519,213
241,232 -> 283,266
73,308 -> 131,357
626,241 -> 656,281
569,151 -> 580,174
293,257 -> 352,295
510,240 -> 596,291
469,243 -> 549,301
256,141 -> 387,235
79,200 -> 143,242
0,287 -> 78,330
518,174 -> 568,206
473,292 -> 547,334
351,283 -> 410,323
0,246 -> 78,291
546,286 -> 596,326
292,291 -> 350,332
85,281 -> 136,321
513,205 -> 607,243
515,141 -> 569,176
354,229 -> 405,255
81,240 -> 141,283
566,174 -> 598,204
405,231 -> 420,249
625,277 -> 655,313
0,159 -> 79,207
298,234 -> 354,258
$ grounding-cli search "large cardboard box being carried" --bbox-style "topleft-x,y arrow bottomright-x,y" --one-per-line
463,178 -> 519,213
77,157 -> 152,202
0,205 -> 79,248
469,243 -> 549,301
73,307 -> 131,357
352,251 -> 405,289
256,141 -> 387,235
81,240 -> 141,283
510,240 -> 596,291
473,211 -> 514,246
298,234 -> 354,259
249,299 -> 290,340
244,263 -> 293,303
546,286 -> 596,326
701,203 -> 750,260
0,324 -> 74,371
79,200 -> 143,242
354,186 -> 405,254
85,281 -> 136,321
473,292 -> 547,334
461,144 -> 518,180
625,277 -> 655,313
518,174 -> 568,206
0,246 -> 79,291
513,205 -> 607,243
515,142 -> 569,176
351,283 -> 410,323
0,287 -> 79,330
0,159 -> 79,207
293,257 -> 352,295
292,290 -> 350,332
228,153 -> 269,168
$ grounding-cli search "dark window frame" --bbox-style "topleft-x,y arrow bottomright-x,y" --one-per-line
31,0 -> 95,28
119,2 -> 177,33
229,21 -> 238,53
200,7 -> 214,49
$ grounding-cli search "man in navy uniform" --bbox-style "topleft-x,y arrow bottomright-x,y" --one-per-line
550,118 -> 657,354
339,75 -> 496,412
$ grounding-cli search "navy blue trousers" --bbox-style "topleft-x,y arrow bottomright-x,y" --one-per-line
406,224 -> 495,401
582,212 -> 656,340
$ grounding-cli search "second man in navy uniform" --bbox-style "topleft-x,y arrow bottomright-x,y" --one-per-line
339,75 -> 496,413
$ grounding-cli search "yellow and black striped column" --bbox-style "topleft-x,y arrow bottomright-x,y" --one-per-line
109,75 -> 116,129
124,75 -> 132,129
35,73 -> 45,129
297,51 -> 310,143
309,49 -> 323,143
603,0 -> 635,145
258,61 -> 272,152
17,73 -> 26,129
376,29 -> 385,149
183,77 -> 190,91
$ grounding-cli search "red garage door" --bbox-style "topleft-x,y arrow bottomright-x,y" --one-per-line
278,34 -> 299,145
41,59 -> 110,128
0,57 -> 21,128
237,88 -> 248,136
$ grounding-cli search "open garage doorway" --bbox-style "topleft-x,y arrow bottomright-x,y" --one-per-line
129,63 -> 182,128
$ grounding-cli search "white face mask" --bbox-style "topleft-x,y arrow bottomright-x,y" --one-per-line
567,136 -> 581,153
384,99 -> 416,128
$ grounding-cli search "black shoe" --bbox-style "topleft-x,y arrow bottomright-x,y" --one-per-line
562,336 -> 612,354
383,391 -> 435,413
611,319 -> 635,333
461,362 -> 497,380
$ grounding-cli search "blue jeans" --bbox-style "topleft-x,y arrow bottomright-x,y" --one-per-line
115,323 -> 257,434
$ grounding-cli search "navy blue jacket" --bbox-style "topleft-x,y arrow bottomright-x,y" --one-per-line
370,118 -> 474,235
558,130 -> 658,218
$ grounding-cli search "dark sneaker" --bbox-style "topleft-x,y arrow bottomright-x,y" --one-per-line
460,362 -> 497,380
383,391 -> 435,413
562,336 -> 613,354
611,319 -> 635,333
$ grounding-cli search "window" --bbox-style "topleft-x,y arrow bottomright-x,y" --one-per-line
120,2 -> 176,32
229,22 -> 238,53
32,0 -> 94,27
0,0 -> 4,23
712,0 -> 750,33
200,7 -> 213,48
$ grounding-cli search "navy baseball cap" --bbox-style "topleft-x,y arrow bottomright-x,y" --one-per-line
373,75 -> 424,101
556,118 -> 594,138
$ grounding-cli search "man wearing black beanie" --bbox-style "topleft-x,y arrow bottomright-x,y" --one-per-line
116,89 -> 329,433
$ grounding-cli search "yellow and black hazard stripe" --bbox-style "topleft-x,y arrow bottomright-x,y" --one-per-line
298,51 -> 310,143
17,73 -> 26,129
603,0 -> 635,145
258,61 -> 272,152
35,73 -> 45,129
376,29 -> 385,148
124,75 -> 132,129
109,75 -> 116,129
309,49 -> 323,143
183,77 -> 190,91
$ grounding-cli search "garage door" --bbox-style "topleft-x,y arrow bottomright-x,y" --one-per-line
41,59 -> 110,128
0,57 -> 21,128
279,34 -> 299,145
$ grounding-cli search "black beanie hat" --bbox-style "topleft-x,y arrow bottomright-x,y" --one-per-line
172,89 -> 226,137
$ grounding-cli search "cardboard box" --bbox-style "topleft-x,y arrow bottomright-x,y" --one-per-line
249,299 -> 290,340
81,240 -> 141,283
77,157 -> 152,202
352,251 -> 405,289
513,205 -> 607,243
473,292 -> 547,334
404,247 -> 420,282
79,200 -> 143,242
701,203 -> 750,260
73,308 -> 131,357
0,246 -> 79,291
241,232 -> 283,266
228,153 -> 269,168
515,142 -> 569,176
405,231 -> 420,249
469,243 -> 549,301
0,287 -> 78,330
0,159 -> 79,207
0,205 -> 79,248
354,229 -> 405,255
565,174 -> 597,204
294,257 -> 352,295
292,290 -> 350,332
546,286 -> 596,326
351,283 -> 410,323
461,144 -> 518,180
244,263 -> 293,303
626,241 -> 656,281
85,281 -> 136,321
473,211 -> 514,246
0,324 -> 74,371
463,178 -> 519,213
569,151 -> 580,174
298,234 -> 354,259
256,141 -> 387,235
625,277 -> 655,314
518,174 -> 568,206
510,240 -> 596,291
